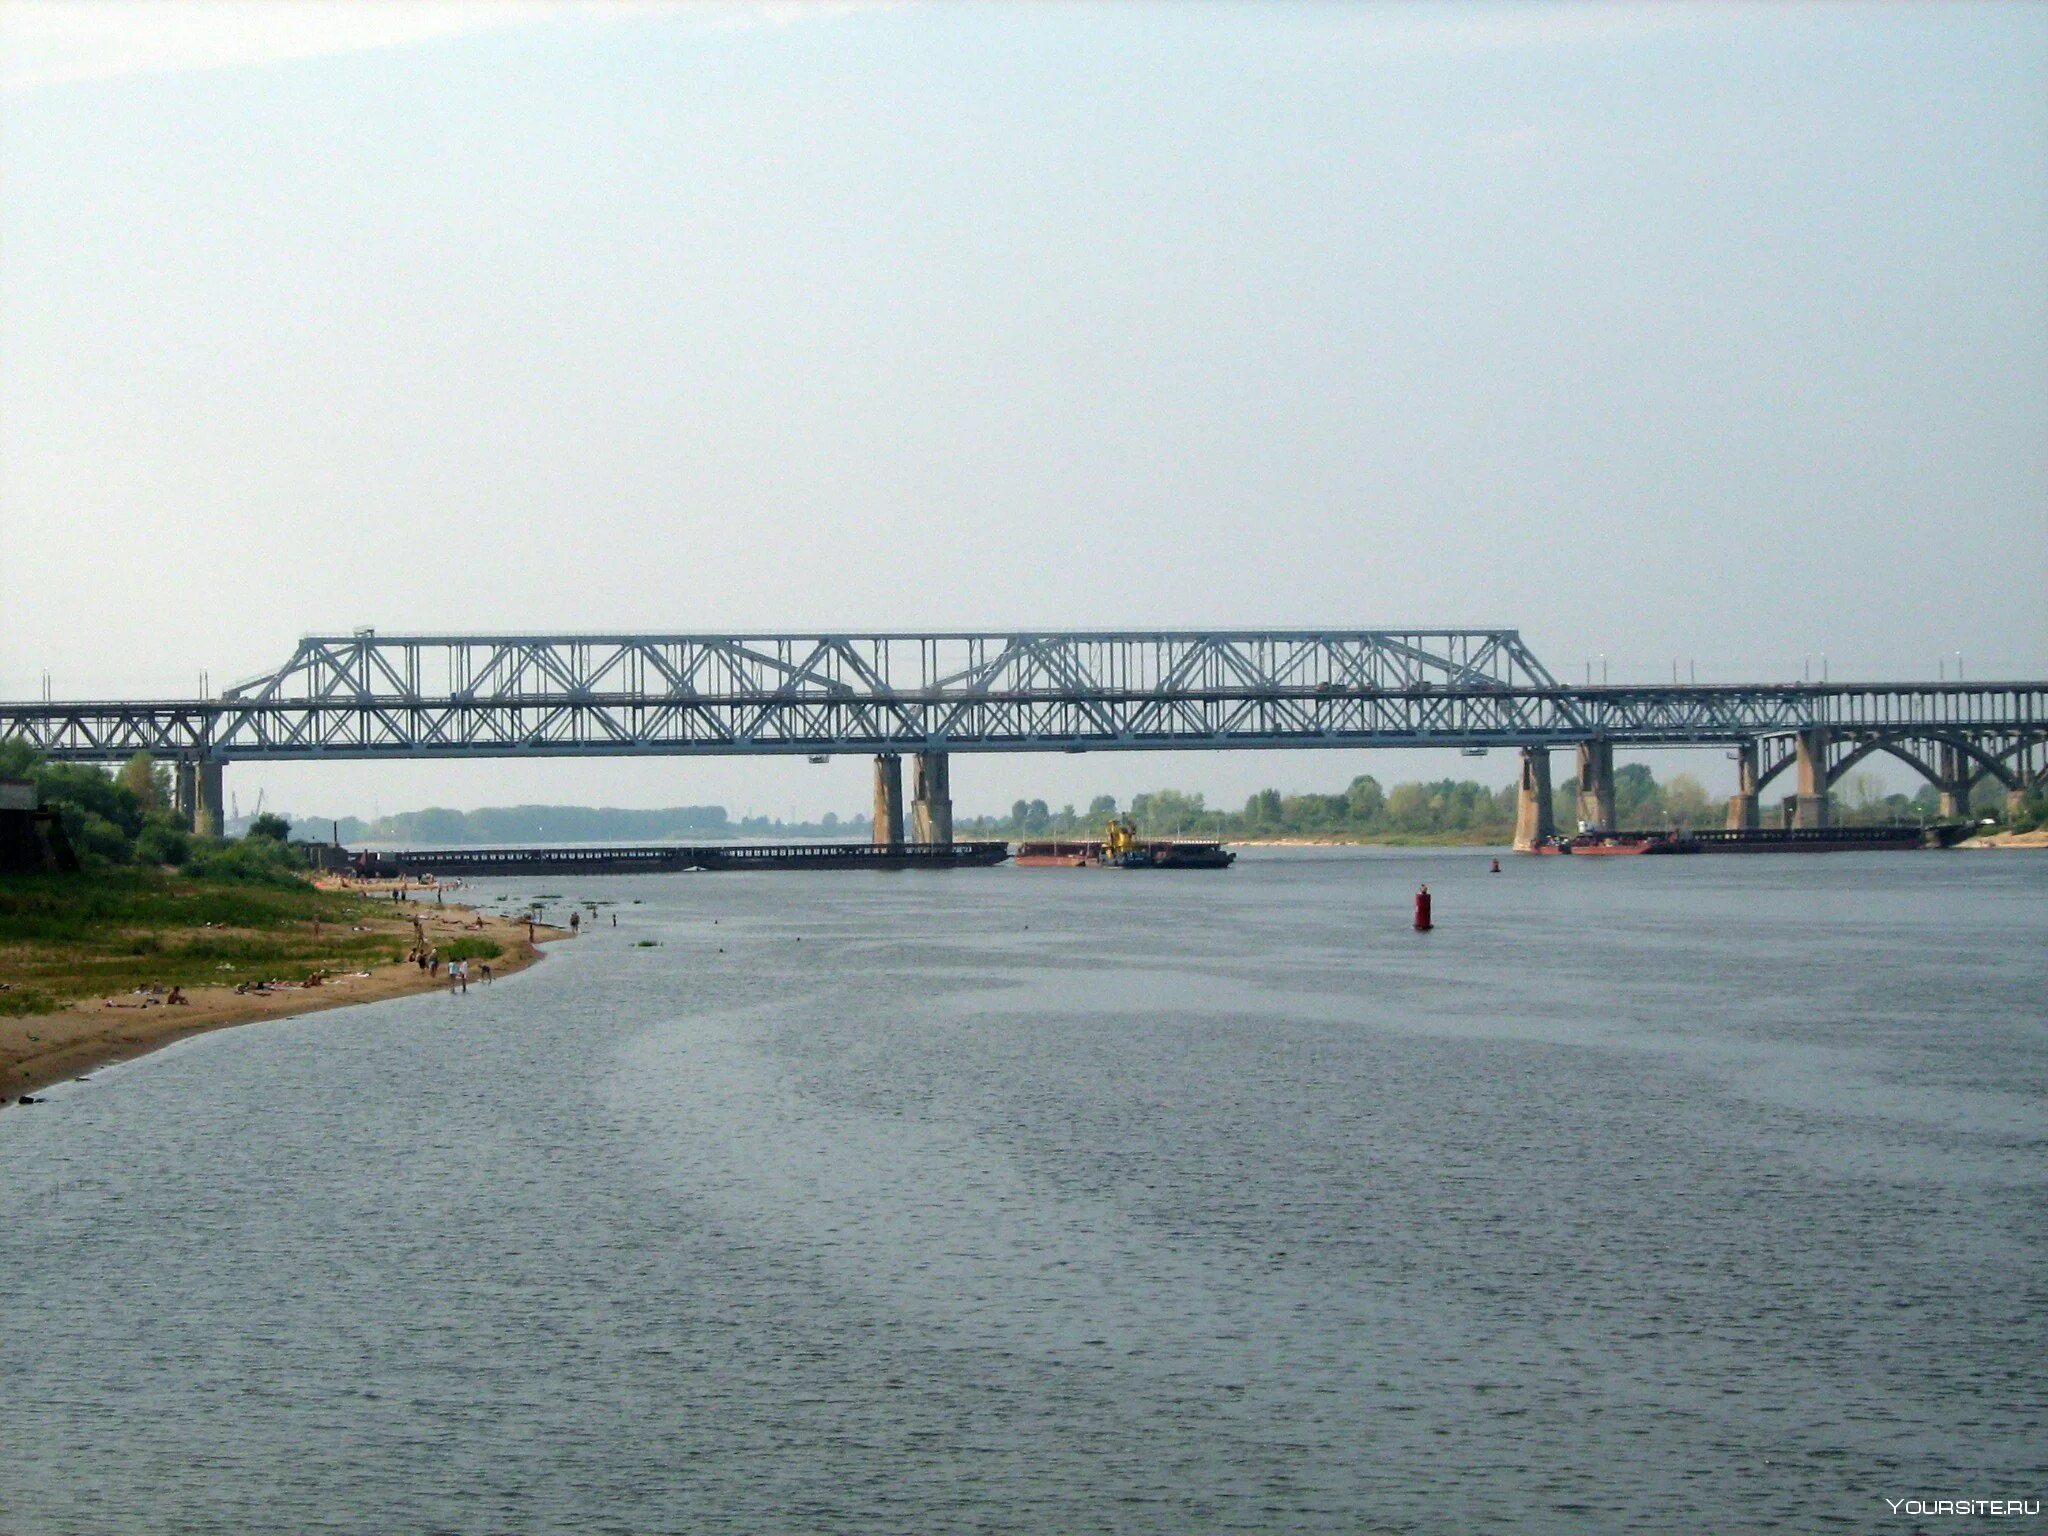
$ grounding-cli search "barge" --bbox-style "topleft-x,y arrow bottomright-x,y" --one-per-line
350,841 -> 1009,878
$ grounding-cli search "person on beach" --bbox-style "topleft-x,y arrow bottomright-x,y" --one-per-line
480,964 -> 493,985
570,911 -> 581,936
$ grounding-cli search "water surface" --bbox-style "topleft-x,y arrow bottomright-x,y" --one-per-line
3,849 -> 2043,1533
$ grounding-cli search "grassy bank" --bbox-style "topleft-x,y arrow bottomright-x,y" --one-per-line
0,868 -> 402,1016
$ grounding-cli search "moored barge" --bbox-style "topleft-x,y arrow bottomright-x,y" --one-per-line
352,841 -> 1010,877
1527,823 -> 1973,856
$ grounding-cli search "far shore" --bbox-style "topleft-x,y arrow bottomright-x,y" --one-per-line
1,882 -> 569,1105
1964,827 -> 2048,849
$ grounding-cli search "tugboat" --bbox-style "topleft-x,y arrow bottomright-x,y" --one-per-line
1015,816 -> 1236,870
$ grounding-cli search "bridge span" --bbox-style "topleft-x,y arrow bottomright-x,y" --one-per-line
2,629 -> 2042,848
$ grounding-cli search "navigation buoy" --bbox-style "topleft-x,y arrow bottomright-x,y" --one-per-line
1414,885 -> 1433,931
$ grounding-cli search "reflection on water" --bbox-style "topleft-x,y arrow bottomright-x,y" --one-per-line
2,850 -> 2043,1534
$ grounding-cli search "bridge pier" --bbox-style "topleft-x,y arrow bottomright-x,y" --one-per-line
1727,742 -> 1760,830
174,760 -> 197,829
193,760 -> 224,838
1575,740 -> 1615,832
1512,747 -> 1554,851
1935,742 -> 1973,821
1793,727 -> 1830,828
871,754 -> 905,847
910,751 -> 952,846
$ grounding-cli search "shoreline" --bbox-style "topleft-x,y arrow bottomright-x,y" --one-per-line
1,883 -> 569,1106
1963,828 -> 2048,849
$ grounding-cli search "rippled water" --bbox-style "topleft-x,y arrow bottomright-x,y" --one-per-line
2,848 -> 2043,1534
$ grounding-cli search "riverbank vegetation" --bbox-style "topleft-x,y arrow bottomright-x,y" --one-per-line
0,744 -> 396,1016
0,867 -> 390,1017
957,764 -> 1990,843
0,742 -> 315,880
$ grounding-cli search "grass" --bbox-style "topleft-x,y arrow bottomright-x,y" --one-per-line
0,868 -> 399,1014
439,938 -> 504,962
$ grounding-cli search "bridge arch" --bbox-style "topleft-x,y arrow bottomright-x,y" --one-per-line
1826,736 -> 1940,790
1989,732 -> 2048,793
1754,730 -> 2018,808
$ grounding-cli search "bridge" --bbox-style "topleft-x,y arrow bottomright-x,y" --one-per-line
2,629 -> 2042,849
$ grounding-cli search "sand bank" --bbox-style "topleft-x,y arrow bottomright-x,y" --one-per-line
1964,828 -> 2048,849
1,893 -> 569,1105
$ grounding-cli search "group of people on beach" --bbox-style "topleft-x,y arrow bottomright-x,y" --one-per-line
408,943 -> 490,991
104,985 -> 187,1008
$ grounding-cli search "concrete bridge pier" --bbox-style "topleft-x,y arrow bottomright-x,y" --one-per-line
1727,742 -> 1760,830
174,760 -> 197,829
193,760 -> 224,838
1512,747 -> 1554,851
911,751 -> 953,846
871,754 -> 905,847
1935,742 -> 1973,821
1793,727 -> 1830,828
1575,740 -> 1616,832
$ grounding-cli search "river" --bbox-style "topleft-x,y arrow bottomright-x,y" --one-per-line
2,848 -> 2043,1533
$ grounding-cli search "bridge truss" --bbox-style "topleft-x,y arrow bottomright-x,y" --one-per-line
0,630 -> 2041,793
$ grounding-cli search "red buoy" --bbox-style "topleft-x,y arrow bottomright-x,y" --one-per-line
1414,884 -> 1433,931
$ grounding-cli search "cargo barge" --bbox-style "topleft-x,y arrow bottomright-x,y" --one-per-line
1526,823 -> 1974,856
350,841 -> 1009,878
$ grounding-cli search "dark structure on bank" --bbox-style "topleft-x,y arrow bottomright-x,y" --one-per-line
0,779 -> 79,874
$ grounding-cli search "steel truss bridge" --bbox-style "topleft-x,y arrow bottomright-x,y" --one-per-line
2,629 -> 2043,807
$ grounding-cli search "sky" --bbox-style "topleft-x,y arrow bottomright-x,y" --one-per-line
2,0 -> 2044,821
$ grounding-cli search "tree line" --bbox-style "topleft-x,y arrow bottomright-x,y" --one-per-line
960,763 -> 1991,842
0,745 -> 305,881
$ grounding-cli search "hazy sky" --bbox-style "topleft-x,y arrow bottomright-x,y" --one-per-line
2,1 -> 2043,819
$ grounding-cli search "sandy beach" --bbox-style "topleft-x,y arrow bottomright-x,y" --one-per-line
1965,828 -> 2048,849
1,886 -> 568,1104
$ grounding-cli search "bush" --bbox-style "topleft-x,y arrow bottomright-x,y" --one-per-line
134,823 -> 192,867
70,811 -> 133,867
247,812 -> 292,842
185,838 -> 303,886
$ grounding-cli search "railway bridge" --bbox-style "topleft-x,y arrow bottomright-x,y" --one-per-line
2,629 -> 2042,849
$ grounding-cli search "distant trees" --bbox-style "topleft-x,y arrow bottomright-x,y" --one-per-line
1244,789 -> 1284,829
1661,773 -> 1712,828
1344,775 -> 1385,823
246,812 -> 292,842
116,752 -> 169,813
952,756 -> 1996,843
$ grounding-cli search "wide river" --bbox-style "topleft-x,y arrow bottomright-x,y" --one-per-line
2,849 -> 2043,1533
